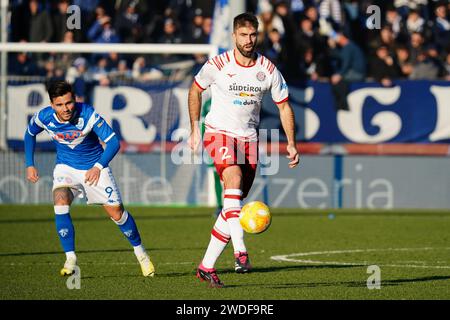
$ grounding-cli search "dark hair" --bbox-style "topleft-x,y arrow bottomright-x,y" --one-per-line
48,81 -> 74,102
233,12 -> 259,31
395,44 -> 409,52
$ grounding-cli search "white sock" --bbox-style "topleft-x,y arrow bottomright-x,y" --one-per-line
227,218 -> 246,253
65,251 -> 76,260
133,244 -> 146,257
223,189 -> 246,254
201,212 -> 230,269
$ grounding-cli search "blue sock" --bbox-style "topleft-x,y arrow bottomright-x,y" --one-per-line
114,211 -> 142,247
54,205 -> 75,253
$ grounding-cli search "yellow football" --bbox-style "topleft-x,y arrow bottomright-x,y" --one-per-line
239,201 -> 272,234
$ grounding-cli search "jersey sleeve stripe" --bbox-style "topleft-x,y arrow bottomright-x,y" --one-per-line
194,79 -> 206,90
213,56 -> 224,70
225,51 -> 230,62
274,96 -> 289,105
83,111 -> 99,133
265,60 -> 275,74
27,128 -> 35,136
33,111 -> 45,128
212,57 -> 220,70
104,132 -> 116,143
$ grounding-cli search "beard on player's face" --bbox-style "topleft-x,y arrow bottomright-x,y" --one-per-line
236,41 -> 256,58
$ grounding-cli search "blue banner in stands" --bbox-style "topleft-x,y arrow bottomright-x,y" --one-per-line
261,80 -> 450,143
6,80 -> 450,150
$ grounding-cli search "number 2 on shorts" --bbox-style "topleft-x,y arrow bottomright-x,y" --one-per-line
219,146 -> 232,161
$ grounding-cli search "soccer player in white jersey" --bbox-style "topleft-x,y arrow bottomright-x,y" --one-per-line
188,13 -> 300,287
24,81 -> 155,277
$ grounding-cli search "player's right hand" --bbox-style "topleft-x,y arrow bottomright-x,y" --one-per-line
188,128 -> 201,152
26,166 -> 39,183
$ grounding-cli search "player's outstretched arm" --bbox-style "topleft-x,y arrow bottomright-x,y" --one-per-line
24,130 -> 39,183
188,81 -> 204,151
277,101 -> 300,169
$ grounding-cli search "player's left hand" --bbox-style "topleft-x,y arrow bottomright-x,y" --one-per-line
85,167 -> 101,186
286,144 -> 300,168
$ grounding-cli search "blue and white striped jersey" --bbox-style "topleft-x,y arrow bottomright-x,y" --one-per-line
27,103 -> 116,170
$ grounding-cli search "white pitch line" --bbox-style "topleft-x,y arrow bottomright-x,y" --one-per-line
0,261 -> 195,266
270,247 -> 450,270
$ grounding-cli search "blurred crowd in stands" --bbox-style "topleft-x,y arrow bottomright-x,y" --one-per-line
5,0 -> 450,101
252,0 -> 450,89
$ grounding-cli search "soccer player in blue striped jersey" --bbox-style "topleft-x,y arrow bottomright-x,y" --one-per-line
24,81 -> 155,277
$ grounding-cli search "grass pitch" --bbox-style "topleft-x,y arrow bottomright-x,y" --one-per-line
0,205 -> 449,300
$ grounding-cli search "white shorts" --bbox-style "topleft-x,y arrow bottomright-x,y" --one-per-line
52,164 -> 122,206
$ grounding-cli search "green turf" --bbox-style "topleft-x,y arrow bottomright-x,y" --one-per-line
0,205 -> 449,300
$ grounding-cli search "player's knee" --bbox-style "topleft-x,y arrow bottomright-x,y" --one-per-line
54,199 -> 70,206
105,205 -> 124,222
111,212 -> 123,222
222,167 -> 243,189
224,174 -> 242,189
53,188 -> 73,205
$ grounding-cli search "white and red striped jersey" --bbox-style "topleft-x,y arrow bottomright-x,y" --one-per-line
194,49 -> 289,141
